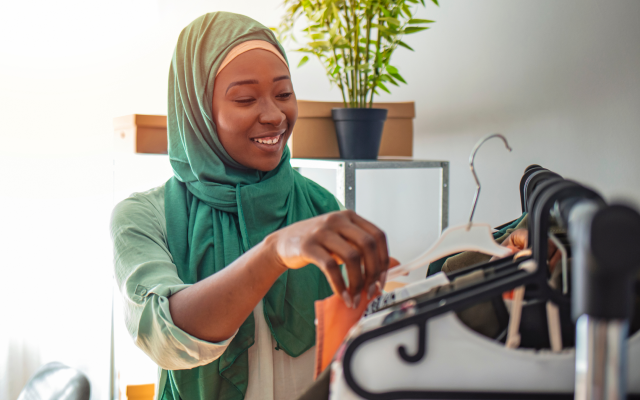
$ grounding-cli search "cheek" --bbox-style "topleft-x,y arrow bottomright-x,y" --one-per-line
216,106 -> 238,133
216,106 -> 250,144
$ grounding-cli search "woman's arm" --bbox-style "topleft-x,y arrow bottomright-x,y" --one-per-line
111,191 -> 234,370
169,209 -> 389,343
168,236 -> 285,343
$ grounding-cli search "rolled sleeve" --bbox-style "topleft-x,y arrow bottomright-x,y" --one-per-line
110,188 -> 235,371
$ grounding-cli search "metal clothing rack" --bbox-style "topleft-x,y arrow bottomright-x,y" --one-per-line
290,158 -> 450,233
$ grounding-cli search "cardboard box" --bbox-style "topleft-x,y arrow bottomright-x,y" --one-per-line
125,384 -> 155,400
113,114 -> 167,154
290,100 -> 414,159
113,100 -> 414,158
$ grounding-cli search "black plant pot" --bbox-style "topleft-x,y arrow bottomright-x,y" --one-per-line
331,108 -> 388,159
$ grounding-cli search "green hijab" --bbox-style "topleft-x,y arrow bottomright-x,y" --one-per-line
162,11 -> 340,400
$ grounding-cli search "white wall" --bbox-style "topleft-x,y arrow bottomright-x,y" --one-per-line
380,0 -> 640,227
1,0 -> 639,399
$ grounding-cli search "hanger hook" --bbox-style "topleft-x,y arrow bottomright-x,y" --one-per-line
467,133 -> 512,229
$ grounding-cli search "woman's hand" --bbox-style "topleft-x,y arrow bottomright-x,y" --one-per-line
266,210 -> 390,308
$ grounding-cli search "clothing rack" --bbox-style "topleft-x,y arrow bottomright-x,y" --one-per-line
334,170 -> 640,400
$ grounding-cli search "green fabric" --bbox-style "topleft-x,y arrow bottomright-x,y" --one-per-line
162,12 -> 340,400
426,213 -> 528,276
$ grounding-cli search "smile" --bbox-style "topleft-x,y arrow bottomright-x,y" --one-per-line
252,133 -> 284,145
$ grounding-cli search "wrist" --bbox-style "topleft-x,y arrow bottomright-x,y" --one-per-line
262,232 -> 288,275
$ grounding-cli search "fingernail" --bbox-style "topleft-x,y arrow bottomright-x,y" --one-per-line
380,271 -> 387,284
353,293 -> 361,309
342,291 -> 353,308
368,283 -> 377,299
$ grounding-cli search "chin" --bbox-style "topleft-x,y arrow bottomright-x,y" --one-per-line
243,151 -> 282,172
255,158 -> 282,172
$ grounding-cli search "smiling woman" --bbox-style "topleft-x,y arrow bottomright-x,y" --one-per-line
213,45 -> 297,171
110,11 -> 391,400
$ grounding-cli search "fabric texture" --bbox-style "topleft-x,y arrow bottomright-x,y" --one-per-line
162,11 -> 340,400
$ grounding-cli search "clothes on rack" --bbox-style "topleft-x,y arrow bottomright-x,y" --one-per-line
441,214 -> 529,274
316,164 -> 640,400
427,212 -> 527,276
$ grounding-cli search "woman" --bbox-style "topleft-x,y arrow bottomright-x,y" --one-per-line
110,12 -> 390,400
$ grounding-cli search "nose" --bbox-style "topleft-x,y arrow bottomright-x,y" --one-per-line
258,98 -> 286,128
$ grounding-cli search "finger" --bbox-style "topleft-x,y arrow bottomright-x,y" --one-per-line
335,220 -> 381,301
320,232 -> 365,307
304,244 -> 351,307
510,229 -> 529,250
347,211 -> 390,276
549,249 -> 562,274
545,236 -> 560,272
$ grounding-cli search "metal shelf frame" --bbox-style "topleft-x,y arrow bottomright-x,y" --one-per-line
291,159 -> 450,233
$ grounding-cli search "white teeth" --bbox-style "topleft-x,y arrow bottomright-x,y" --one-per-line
253,134 -> 282,145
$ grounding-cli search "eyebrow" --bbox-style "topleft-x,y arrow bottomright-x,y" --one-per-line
225,75 -> 291,94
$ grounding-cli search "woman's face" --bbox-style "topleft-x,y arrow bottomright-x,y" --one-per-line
212,49 -> 297,172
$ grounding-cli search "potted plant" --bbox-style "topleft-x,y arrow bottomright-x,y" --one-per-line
277,0 -> 438,159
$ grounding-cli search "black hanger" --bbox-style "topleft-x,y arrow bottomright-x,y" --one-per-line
523,170 -> 563,212
519,165 -> 545,212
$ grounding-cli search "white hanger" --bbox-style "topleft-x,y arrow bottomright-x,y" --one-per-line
387,134 -> 514,281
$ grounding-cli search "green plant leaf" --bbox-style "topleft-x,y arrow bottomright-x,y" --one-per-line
408,19 -> 435,24
371,23 -> 392,34
403,26 -> 430,34
332,35 -> 347,45
310,33 -> 325,39
379,16 -> 400,26
376,81 -> 391,93
310,7 -> 326,22
383,74 -> 399,86
297,55 -> 310,68
397,40 -> 414,51
386,65 -> 398,74
402,3 -> 412,17
309,40 -> 331,48
432,0 -> 439,5
390,72 -> 407,83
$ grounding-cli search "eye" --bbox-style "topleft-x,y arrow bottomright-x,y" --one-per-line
277,92 -> 293,100
234,97 -> 255,104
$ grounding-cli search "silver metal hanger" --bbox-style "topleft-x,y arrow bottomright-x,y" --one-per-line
468,133 -> 513,229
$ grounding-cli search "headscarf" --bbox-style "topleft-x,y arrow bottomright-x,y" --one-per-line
162,11 -> 340,400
